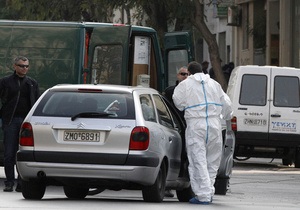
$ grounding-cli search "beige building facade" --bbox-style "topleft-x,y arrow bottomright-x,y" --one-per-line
233,0 -> 300,68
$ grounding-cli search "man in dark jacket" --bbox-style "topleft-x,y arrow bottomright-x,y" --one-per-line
0,56 -> 39,192
163,66 -> 189,197
164,66 -> 189,110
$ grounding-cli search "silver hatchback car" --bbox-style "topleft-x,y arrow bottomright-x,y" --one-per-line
17,84 -> 192,202
17,84 -> 235,202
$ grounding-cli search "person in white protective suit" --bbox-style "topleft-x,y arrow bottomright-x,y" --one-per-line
173,61 -> 232,205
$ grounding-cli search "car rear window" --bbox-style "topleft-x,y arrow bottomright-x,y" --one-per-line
33,90 -> 135,119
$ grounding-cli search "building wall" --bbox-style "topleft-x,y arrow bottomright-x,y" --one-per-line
234,0 -> 299,68
235,1 -> 254,65
292,0 -> 300,67
203,2 -> 234,69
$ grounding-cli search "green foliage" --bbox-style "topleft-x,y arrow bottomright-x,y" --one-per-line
0,0 -> 114,21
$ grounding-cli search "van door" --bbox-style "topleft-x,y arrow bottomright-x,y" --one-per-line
269,67 -> 300,138
164,32 -> 194,87
234,66 -> 271,137
87,25 -> 131,85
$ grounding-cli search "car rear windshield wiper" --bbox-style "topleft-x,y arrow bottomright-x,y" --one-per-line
71,112 -> 115,121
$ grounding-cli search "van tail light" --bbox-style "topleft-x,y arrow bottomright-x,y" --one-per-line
129,126 -> 149,150
19,122 -> 34,146
231,117 -> 237,131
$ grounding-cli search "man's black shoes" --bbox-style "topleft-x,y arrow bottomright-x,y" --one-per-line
3,183 -> 21,192
3,184 -> 13,192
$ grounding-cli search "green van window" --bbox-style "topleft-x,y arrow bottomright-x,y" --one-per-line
167,50 -> 188,86
92,45 -> 122,84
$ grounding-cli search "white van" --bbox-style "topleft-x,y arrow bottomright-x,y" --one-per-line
227,65 -> 300,168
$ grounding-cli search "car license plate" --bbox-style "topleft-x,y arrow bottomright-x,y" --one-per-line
63,131 -> 101,142
243,118 -> 267,126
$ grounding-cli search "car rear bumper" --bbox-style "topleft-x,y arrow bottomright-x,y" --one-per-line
16,150 -> 160,185
17,161 -> 159,185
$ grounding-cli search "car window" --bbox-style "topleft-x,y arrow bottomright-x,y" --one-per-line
162,96 -> 185,131
140,94 -> 156,122
274,76 -> 300,107
33,91 -> 135,119
239,74 -> 267,106
153,94 -> 174,129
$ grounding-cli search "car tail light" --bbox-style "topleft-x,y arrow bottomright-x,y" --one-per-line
129,126 -> 149,150
231,117 -> 237,131
19,122 -> 34,146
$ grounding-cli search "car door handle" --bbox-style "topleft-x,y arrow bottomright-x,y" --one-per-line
271,114 -> 281,117
169,136 -> 174,142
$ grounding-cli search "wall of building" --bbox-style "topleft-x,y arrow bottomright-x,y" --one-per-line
203,2 -> 234,69
234,0 -> 299,68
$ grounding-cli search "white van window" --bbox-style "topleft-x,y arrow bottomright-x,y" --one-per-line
239,74 -> 267,106
274,76 -> 300,107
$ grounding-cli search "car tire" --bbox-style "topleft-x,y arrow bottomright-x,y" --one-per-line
282,157 -> 294,166
21,179 -> 46,200
176,186 -> 194,202
63,185 -> 89,199
294,148 -> 300,168
142,161 -> 166,202
214,178 -> 229,195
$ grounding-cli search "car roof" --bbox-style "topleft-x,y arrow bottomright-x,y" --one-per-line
48,84 -> 160,94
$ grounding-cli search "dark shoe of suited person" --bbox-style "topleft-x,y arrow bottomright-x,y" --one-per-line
164,189 -> 174,198
3,183 -> 14,192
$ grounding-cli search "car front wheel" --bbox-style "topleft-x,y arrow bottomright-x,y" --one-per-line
142,162 -> 166,202
63,185 -> 89,199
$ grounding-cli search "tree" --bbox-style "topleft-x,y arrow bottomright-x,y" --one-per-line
191,0 -> 226,90
0,0 -> 113,22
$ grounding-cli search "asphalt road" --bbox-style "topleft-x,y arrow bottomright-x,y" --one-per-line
0,158 -> 299,210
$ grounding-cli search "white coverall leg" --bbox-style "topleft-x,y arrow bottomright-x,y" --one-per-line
186,117 -> 222,202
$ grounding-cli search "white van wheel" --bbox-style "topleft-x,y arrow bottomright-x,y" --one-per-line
294,148 -> 300,168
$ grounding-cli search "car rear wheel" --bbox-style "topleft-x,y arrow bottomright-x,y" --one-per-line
142,162 -> 166,202
176,186 -> 194,202
21,179 -> 46,200
282,157 -> 294,166
63,185 -> 89,199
